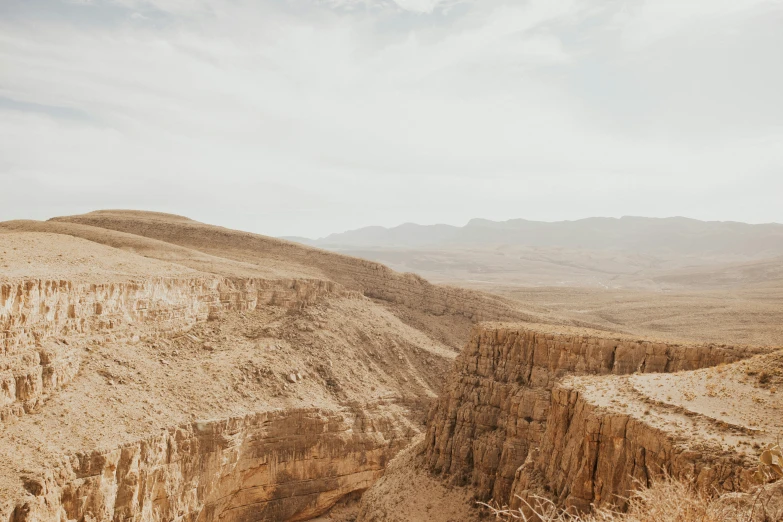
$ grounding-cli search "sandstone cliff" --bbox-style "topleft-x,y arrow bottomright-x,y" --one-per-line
423,324 -> 774,511
511,377 -> 758,512
6,213 -> 779,522
11,406 -> 414,522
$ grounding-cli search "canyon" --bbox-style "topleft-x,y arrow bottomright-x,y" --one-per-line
1,211 -> 781,522
1,212 -> 528,522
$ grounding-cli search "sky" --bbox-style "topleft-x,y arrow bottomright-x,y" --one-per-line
1,0 -> 782,238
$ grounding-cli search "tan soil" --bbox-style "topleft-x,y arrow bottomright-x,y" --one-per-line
0,232 -> 200,282
331,239 -> 783,347
478,285 -> 783,347
356,436 -> 483,522
630,350 -> 783,443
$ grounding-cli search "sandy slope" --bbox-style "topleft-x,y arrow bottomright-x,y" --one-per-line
0,232 -> 200,282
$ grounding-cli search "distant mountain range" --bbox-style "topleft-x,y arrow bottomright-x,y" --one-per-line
282,216 -> 783,258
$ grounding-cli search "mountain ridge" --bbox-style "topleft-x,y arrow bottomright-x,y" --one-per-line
287,216 -> 783,258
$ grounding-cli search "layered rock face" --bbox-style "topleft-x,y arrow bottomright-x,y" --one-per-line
513,382 -> 757,512
1,276 -> 343,353
0,276 -> 343,424
12,406 -> 413,522
424,325 -> 768,509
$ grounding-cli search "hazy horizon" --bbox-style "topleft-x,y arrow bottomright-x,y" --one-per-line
284,214 -> 783,241
2,0 -> 781,237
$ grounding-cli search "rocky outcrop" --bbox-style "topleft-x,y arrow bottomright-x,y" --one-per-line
0,338 -> 80,422
10,405 -> 414,522
1,277 -> 344,354
423,325 -> 768,508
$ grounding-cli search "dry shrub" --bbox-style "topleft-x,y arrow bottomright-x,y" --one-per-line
755,443 -> 783,483
480,478 -> 782,522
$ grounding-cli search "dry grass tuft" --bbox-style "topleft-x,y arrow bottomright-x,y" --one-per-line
755,443 -> 783,483
480,478 -> 783,522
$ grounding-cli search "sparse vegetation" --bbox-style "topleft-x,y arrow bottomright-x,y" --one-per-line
480,478 -> 783,522
756,443 -> 783,483
480,447 -> 783,522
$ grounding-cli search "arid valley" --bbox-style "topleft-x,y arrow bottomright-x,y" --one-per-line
1,211 -> 781,522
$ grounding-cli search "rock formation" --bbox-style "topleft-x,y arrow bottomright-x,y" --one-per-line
3,213 -> 781,522
11,407 -> 413,522
423,324 -> 777,511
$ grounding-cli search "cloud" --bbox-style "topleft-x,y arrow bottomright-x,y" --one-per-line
391,0 -> 455,13
614,0 -> 780,48
0,0 -> 781,236
320,0 -> 465,14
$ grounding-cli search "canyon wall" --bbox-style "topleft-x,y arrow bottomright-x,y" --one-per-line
0,276 -> 345,425
510,384 -> 757,512
11,406 -> 414,522
1,276 -> 344,353
423,325 -> 766,508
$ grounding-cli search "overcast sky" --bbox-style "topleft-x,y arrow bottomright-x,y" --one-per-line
1,0 -> 781,237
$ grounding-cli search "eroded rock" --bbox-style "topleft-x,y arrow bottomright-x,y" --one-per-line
424,324 -> 771,508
